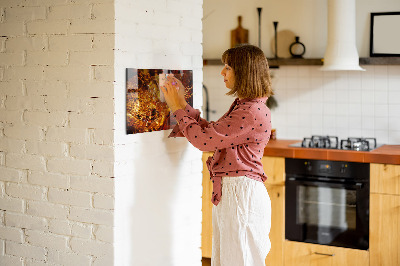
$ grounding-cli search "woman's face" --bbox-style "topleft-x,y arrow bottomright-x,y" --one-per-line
220,64 -> 235,89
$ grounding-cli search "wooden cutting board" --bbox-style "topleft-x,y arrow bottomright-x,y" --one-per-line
231,16 -> 249,48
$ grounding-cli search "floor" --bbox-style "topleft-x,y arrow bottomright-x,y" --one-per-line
202,257 -> 211,266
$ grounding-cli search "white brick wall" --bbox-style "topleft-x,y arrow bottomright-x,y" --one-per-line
114,0 -> 203,265
0,0 -> 115,265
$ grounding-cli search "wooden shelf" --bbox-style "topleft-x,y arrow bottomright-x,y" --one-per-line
203,57 -> 400,67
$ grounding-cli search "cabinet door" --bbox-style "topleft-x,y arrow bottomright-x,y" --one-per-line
370,193 -> 400,266
201,152 -> 213,258
370,163 -> 400,195
264,184 -> 284,266
261,156 -> 285,185
284,241 -> 369,266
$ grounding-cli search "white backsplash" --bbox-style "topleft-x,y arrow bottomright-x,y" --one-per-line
203,65 -> 400,145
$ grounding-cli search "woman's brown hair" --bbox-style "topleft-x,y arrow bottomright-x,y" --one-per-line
221,44 -> 273,99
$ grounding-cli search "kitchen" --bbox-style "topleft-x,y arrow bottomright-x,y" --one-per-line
202,0 -> 400,265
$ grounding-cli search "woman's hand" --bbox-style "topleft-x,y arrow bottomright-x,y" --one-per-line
160,76 -> 187,113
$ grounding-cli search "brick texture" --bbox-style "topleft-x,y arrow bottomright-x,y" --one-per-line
0,1 -> 115,264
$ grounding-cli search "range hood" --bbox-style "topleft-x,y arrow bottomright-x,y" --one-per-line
320,0 -> 365,71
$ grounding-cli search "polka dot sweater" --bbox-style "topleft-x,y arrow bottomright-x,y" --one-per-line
169,97 -> 272,206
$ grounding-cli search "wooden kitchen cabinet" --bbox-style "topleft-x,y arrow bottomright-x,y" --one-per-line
201,154 -> 286,266
284,241 -> 369,266
370,163 -> 400,266
202,152 -> 213,258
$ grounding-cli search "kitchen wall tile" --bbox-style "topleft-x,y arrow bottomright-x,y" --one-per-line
375,104 -> 389,117
388,131 -> 400,143
388,104 -> 400,117
204,65 -> 399,144
374,130 -> 389,144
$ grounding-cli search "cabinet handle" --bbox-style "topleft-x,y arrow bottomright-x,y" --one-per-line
314,252 -> 335,257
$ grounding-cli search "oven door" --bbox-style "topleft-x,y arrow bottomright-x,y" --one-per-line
285,177 -> 369,250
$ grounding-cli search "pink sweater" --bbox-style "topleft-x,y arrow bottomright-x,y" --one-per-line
169,97 -> 271,205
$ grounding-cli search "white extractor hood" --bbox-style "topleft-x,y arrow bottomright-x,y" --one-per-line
320,0 -> 365,71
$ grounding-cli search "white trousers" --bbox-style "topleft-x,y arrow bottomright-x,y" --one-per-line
212,176 -> 271,266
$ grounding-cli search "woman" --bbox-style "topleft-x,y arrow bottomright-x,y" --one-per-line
161,44 -> 273,266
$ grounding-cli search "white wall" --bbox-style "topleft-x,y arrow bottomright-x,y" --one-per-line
203,0 -> 400,145
0,0 -> 115,265
113,0 -> 203,265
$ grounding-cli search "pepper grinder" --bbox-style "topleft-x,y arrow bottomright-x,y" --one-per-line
257,8 -> 262,48
273,21 -> 279,58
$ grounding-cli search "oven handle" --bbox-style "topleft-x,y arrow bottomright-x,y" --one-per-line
286,177 -> 364,189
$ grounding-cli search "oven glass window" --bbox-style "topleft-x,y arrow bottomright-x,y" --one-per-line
297,186 -> 356,230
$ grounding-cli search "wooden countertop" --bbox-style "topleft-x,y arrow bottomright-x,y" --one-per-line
263,139 -> 400,165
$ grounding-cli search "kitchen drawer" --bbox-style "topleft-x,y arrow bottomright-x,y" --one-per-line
370,163 -> 400,196
284,241 -> 369,266
261,156 -> 285,185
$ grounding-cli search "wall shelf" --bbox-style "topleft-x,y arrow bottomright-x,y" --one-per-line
203,57 -> 400,67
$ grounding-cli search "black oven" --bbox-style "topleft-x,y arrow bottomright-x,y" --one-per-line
285,158 -> 369,250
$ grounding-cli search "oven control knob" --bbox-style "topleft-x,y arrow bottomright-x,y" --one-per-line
340,164 -> 347,174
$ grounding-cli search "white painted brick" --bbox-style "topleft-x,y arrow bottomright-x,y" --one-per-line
4,96 -> 46,111
0,22 -> 24,36
48,4 -> 91,20
93,253 -> 113,266
0,81 -> 24,96
0,226 -> 23,243
49,35 -> 93,52
25,229 -> 68,251
48,219 -> 70,236
0,110 -> 23,124
27,20 -> 69,35
92,160 -> 113,177
0,197 -> 24,212
0,37 -> 5,52
28,171 -> 69,189
48,188 -> 91,208
4,6 -> 46,22
70,144 -> 113,161
69,19 -> 114,34
47,158 -> 92,176
0,52 -> 24,66
92,3 -> 114,20
25,80 -> 67,97
69,207 -> 113,226
46,127 -> 88,144
5,36 -> 47,52
70,175 -> 113,194
44,66 -> 91,82
47,249 -> 91,266
71,222 -> 92,239
5,212 -> 48,231
69,50 -> 113,66
4,125 -> 43,141
93,194 -> 113,210
94,225 -> 112,243
69,81 -> 114,98
6,241 -> 46,261
26,141 -> 67,157
0,138 -> 25,154
24,111 -> 68,127
70,237 -> 113,257
26,51 -> 68,66
90,128 -> 113,146
6,183 -> 46,201
22,0 -> 69,6
3,66 -> 44,81
27,200 -> 69,219
92,34 -> 114,51
69,113 -> 114,129
24,259 -> 48,266
93,65 -> 114,82
0,255 -> 23,266
6,153 -> 46,171
43,96 -> 81,112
